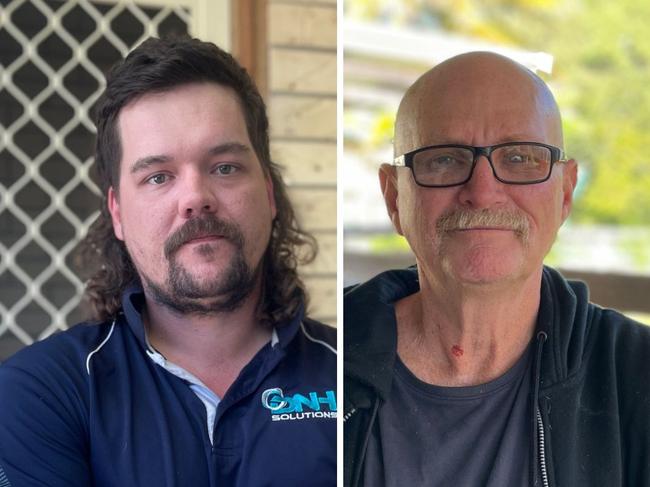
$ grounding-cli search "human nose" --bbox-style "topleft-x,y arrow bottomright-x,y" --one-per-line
457,155 -> 507,208
177,172 -> 218,218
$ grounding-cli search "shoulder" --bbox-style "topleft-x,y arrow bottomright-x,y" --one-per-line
583,306 -> 650,437
300,317 -> 336,349
586,305 -> 650,364
0,322 -> 116,485
1,319 -> 120,380
543,266 -> 650,374
279,317 -> 336,388
0,319 -> 130,409
294,317 -> 337,357
0,321 -> 121,413
567,301 -> 650,426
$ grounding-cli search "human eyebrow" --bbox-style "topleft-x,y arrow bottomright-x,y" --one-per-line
207,142 -> 251,158
130,155 -> 173,174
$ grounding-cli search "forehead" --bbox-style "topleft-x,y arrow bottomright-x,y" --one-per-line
118,82 -> 247,133
395,57 -> 562,154
116,82 -> 253,169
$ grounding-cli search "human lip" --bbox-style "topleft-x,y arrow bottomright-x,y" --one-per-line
456,226 -> 513,231
452,227 -> 516,234
184,234 -> 225,244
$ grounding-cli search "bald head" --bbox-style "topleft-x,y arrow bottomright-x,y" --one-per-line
394,52 -> 563,157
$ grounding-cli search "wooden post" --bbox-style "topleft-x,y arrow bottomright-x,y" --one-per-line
231,0 -> 268,96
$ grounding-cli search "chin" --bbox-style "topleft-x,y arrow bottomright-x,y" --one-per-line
441,247 -> 526,286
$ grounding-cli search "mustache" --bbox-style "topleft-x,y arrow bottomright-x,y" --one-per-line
436,208 -> 530,239
164,215 -> 244,260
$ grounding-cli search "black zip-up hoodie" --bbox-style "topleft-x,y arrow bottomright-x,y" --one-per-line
344,266 -> 650,486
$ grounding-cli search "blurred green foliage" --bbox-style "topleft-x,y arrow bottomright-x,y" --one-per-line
347,0 -> 650,225
368,233 -> 411,253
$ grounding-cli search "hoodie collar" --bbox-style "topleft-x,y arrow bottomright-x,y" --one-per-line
537,266 -> 590,387
344,267 -> 419,401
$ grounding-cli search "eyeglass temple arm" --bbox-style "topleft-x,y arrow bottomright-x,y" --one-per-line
393,155 -> 406,167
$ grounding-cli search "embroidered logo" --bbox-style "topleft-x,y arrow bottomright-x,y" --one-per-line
261,387 -> 337,421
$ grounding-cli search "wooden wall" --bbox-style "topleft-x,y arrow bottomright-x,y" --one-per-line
268,0 -> 337,326
234,0 -> 337,325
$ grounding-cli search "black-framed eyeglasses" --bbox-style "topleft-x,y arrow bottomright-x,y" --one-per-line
393,142 -> 567,187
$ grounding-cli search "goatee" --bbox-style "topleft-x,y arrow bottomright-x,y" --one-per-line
143,215 -> 260,315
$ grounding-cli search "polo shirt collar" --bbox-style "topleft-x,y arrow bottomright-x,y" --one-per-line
119,283 -> 305,351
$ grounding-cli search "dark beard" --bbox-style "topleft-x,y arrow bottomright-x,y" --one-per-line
142,215 -> 260,316
144,246 -> 259,315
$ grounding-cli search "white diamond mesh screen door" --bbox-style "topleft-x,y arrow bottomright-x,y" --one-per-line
0,0 -> 192,360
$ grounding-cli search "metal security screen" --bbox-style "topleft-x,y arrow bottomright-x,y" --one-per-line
0,0 -> 189,360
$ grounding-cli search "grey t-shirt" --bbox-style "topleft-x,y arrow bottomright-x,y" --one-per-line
363,345 -> 533,486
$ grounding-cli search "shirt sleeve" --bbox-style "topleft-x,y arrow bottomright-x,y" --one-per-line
0,364 -> 92,487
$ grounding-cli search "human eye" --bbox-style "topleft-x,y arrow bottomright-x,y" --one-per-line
145,173 -> 171,185
420,149 -> 469,169
432,154 -> 458,165
508,153 -> 531,164
213,163 -> 239,176
500,146 -> 538,166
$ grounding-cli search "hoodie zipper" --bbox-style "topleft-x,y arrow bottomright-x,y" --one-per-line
345,397 -> 379,487
536,407 -> 549,487
343,407 -> 357,422
532,331 -> 550,487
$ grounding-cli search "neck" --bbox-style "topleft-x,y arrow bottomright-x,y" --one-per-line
143,286 -> 272,397
396,267 -> 542,387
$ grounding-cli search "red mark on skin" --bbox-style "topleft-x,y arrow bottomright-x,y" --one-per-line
451,345 -> 464,358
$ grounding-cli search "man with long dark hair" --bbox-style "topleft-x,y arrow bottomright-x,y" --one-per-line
0,37 -> 336,486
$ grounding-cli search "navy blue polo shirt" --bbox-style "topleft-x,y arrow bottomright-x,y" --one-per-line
0,285 -> 337,486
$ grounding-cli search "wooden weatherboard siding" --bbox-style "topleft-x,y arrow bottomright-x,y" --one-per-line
267,0 -> 337,325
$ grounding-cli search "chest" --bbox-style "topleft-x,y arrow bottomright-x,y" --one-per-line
363,357 -> 533,486
86,354 -> 336,486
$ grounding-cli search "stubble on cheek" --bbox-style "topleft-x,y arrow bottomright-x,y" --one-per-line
119,222 -> 170,290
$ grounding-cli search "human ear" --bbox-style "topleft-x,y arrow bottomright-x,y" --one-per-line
379,164 -> 404,235
560,159 -> 578,222
107,187 -> 125,241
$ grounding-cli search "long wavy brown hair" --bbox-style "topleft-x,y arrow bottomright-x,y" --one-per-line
78,37 -> 316,325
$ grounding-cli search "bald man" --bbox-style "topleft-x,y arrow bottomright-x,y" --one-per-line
344,52 -> 650,487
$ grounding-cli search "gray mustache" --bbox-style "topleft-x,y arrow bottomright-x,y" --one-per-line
436,208 -> 530,239
164,216 -> 244,260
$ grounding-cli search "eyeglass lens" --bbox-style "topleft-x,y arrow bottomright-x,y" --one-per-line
411,144 -> 553,186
